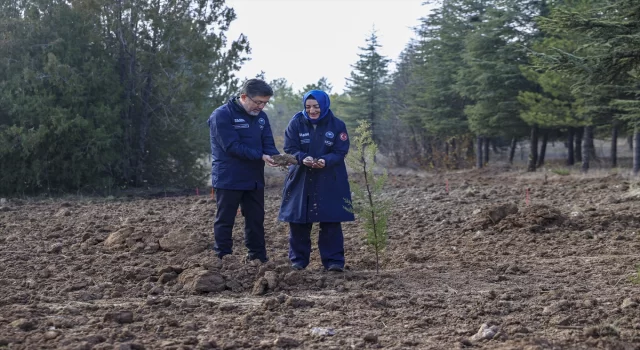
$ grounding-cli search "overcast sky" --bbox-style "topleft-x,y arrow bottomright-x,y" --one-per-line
225,0 -> 435,94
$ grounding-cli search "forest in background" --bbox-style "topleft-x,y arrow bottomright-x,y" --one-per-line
1,0 -> 639,196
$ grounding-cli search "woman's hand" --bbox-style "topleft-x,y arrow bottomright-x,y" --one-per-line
303,157 -> 325,168
303,156 -> 315,168
312,159 -> 325,168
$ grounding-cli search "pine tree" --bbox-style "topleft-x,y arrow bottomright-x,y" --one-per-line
0,0 -> 250,194
455,1 -> 537,168
343,30 -> 390,147
536,0 -> 639,173
345,120 -> 391,274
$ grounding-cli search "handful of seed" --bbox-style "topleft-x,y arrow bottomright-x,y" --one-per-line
271,154 -> 298,166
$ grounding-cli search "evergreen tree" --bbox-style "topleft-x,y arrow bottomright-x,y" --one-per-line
343,30 -> 391,147
455,1 -> 536,168
0,0 -> 250,195
266,78 -> 299,149
536,0 -> 639,172
300,77 -> 333,95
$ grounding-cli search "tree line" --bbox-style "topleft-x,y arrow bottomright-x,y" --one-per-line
266,0 -> 640,175
0,0 -> 248,195
1,0 -> 639,196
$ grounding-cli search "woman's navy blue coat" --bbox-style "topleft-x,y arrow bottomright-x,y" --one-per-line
278,109 -> 355,223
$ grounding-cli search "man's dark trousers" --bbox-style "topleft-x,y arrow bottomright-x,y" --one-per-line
213,187 -> 268,262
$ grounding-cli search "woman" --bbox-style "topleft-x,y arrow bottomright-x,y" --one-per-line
278,90 -> 354,272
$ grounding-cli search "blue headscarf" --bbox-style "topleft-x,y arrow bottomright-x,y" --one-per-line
302,90 -> 331,124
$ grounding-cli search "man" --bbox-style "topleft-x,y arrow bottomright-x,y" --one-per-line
207,79 -> 280,263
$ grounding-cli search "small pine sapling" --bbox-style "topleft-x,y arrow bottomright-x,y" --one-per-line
345,120 -> 391,273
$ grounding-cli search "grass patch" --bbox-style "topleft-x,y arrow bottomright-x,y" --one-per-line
551,169 -> 571,176
629,265 -> 640,285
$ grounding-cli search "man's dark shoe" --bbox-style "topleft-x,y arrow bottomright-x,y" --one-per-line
327,264 -> 344,272
291,263 -> 304,271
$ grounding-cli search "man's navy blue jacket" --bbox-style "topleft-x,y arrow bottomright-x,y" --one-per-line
278,110 -> 355,223
208,98 -> 279,190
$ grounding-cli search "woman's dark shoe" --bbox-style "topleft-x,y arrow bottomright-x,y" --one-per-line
327,265 -> 344,272
291,263 -> 304,271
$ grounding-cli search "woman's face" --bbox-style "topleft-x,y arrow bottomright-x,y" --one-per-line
305,98 -> 321,119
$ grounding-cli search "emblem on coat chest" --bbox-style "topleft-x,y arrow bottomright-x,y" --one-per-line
259,118 -> 265,129
324,131 -> 335,146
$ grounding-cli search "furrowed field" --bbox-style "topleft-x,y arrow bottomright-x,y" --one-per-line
1,167 -> 640,349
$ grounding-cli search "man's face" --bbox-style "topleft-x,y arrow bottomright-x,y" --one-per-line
240,94 -> 270,116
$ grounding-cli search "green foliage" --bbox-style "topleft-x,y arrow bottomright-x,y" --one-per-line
264,78 -> 299,150
0,0 -> 249,195
343,31 -> 390,144
300,77 -> 333,96
535,0 -> 639,126
455,1 -> 536,139
520,36 -> 584,129
407,3 -> 472,138
629,265 -> 640,285
391,0 -> 545,167
551,168 -> 571,176
345,120 -> 391,273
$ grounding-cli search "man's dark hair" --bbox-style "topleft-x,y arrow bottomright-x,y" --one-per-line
240,79 -> 273,97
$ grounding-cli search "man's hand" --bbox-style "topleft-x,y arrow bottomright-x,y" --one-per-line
262,154 -> 278,167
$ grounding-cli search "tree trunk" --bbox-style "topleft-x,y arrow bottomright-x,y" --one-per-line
528,125 -> 538,172
581,125 -> 592,173
408,127 -> 421,163
451,138 -> 459,169
467,136 -> 475,161
628,134 -> 633,152
483,137 -> 490,165
116,0 -> 139,186
611,124 -> 618,168
567,127 -> 575,166
574,126 -> 583,162
508,137 -> 517,164
586,125 -> 596,161
634,127 -> 640,175
476,136 -> 483,169
425,141 -> 434,168
135,23 -> 159,186
537,131 -> 548,168
136,70 -> 154,186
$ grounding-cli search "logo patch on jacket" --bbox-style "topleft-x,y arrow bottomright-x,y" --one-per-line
234,118 -> 246,123
340,132 -> 348,141
299,132 -> 310,137
324,140 -> 334,146
234,124 -> 249,129
259,118 -> 265,125
325,131 -> 334,139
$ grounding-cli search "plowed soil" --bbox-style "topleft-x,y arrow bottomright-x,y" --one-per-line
1,167 -> 640,349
